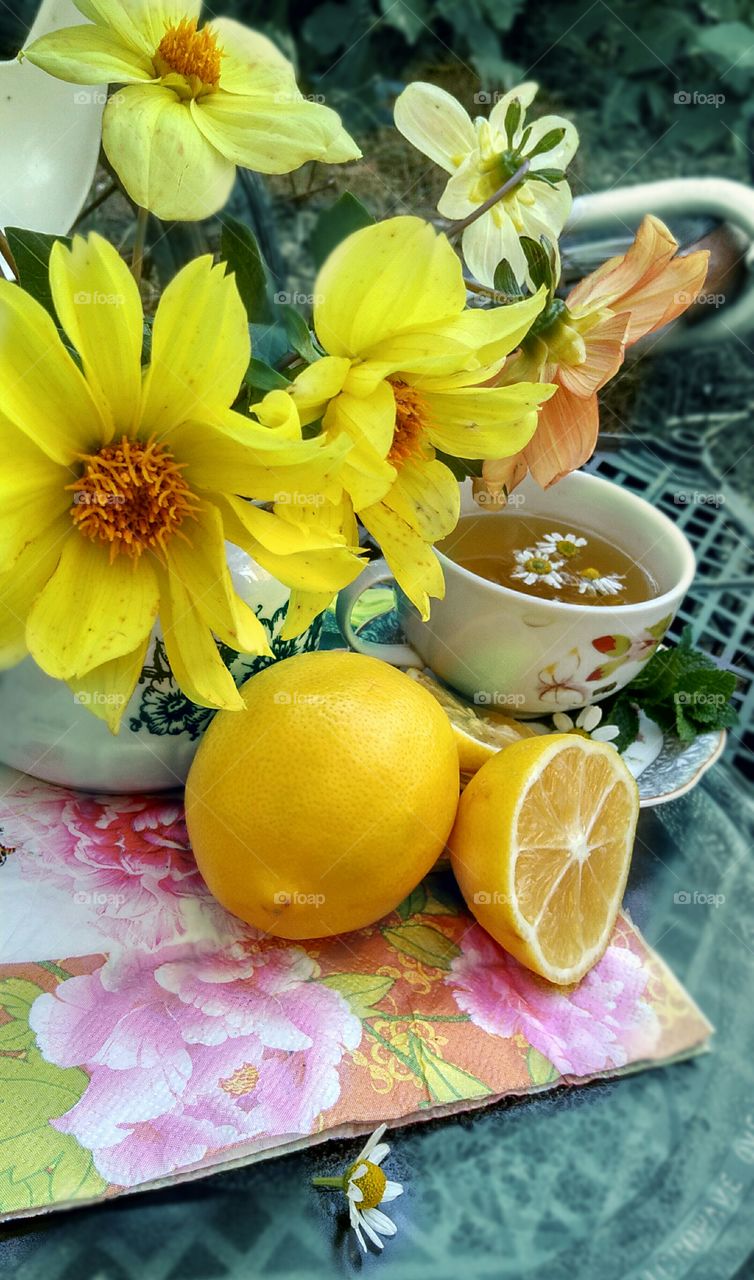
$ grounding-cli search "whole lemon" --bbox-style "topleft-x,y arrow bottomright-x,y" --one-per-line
185,651 -> 459,938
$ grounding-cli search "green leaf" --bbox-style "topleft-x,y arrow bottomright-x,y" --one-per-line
244,357 -> 290,401
527,1046 -> 559,1085
0,1050 -> 106,1210
602,696 -> 640,754
320,973 -> 394,1018
278,303 -> 319,362
311,192 -> 375,268
422,870 -> 463,916
520,236 -> 553,294
409,1034 -> 490,1102
220,215 -> 273,323
382,923 -> 461,970
5,228 -> 71,320
525,127 -> 566,159
396,885 -> 427,919
492,259 -> 526,300
504,98 -> 522,139
250,321 -> 290,367
0,979 -> 45,1052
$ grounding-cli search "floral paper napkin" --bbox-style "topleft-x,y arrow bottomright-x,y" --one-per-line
0,766 -> 711,1221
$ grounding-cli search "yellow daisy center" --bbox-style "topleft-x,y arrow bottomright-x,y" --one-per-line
157,18 -> 223,87
526,556 -> 554,575
580,567 -> 601,580
388,379 -> 428,467
219,1063 -> 260,1097
556,539 -> 580,558
68,435 -> 199,561
349,1160 -> 387,1210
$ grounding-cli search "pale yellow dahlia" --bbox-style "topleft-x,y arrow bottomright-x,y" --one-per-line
24,1 -> 361,220
0,233 -> 362,727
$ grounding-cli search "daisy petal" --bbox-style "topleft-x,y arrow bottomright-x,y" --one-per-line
579,705 -> 602,733
369,1143 -> 390,1165
347,1183 -> 364,1203
363,1207 -> 397,1236
381,1181 -> 403,1201
358,1215 -> 385,1250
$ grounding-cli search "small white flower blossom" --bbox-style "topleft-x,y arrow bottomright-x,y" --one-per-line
313,1124 -> 403,1253
512,547 -> 565,588
553,705 -> 621,745
577,569 -> 624,596
537,531 -> 588,559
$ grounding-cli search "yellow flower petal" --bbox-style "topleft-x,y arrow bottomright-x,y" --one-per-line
393,82 -> 475,174
175,417 -> 351,505
279,588 -> 334,640
102,85 -> 235,221
288,357 -> 351,425
0,421 -> 68,569
217,494 -> 348,557
156,563 -> 246,711
0,280 -> 105,463
191,91 -> 360,174
50,234 -> 143,436
250,388 -> 304,439
323,385 -> 397,510
421,287 -> 547,369
26,535 -> 159,680
74,0 -> 199,51
67,635 -> 150,734
141,255 -> 249,433
166,503 -> 271,655
314,216 -> 466,358
24,23 -> 157,84
250,539 -> 364,594
359,500 -> 445,621
208,16 -> 294,93
423,382 -> 554,459
0,516 -> 70,669
380,458 -> 460,545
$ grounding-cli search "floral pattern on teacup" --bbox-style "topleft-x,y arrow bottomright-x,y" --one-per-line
586,614 -> 672,682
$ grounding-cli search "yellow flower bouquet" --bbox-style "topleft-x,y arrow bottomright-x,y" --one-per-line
0,0 -> 709,790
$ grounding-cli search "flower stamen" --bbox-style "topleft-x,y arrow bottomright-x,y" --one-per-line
156,18 -> 223,88
348,1160 -> 387,1210
388,379 -> 429,467
68,435 -> 200,561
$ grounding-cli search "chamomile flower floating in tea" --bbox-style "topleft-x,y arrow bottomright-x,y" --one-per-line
23,3 -> 360,220
537,531 -> 587,558
313,1124 -> 403,1253
552,705 -> 620,745
577,568 -> 624,597
0,234 -> 362,728
512,549 -> 565,589
441,512 -> 656,607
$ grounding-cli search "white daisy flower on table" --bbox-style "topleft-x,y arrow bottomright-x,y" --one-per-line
313,1123 -> 403,1253
552,705 -> 620,745
536,531 -> 588,559
512,548 -> 565,588
577,567 -> 624,596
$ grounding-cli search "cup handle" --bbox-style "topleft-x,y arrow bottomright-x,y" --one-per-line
335,560 -> 425,668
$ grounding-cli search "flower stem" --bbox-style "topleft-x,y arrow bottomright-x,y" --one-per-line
36,960 -> 72,982
312,1176 -> 345,1189
131,206 -> 149,286
447,159 -> 530,240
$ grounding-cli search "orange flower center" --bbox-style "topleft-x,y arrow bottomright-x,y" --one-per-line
388,379 -> 429,467
156,18 -> 223,87
68,435 -> 199,561
219,1063 -> 260,1097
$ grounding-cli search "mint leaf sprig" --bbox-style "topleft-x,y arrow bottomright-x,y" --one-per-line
603,628 -> 738,752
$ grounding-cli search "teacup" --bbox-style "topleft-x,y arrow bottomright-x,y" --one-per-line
336,472 -> 695,715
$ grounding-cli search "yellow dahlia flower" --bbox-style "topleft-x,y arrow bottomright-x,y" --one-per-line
255,216 -> 555,617
394,82 -> 578,288
24,2 -> 361,221
0,233 -> 362,728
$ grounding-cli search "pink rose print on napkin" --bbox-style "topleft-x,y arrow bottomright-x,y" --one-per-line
446,924 -> 660,1076
0,785 -> 239,951
30,940 -> 362,1187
